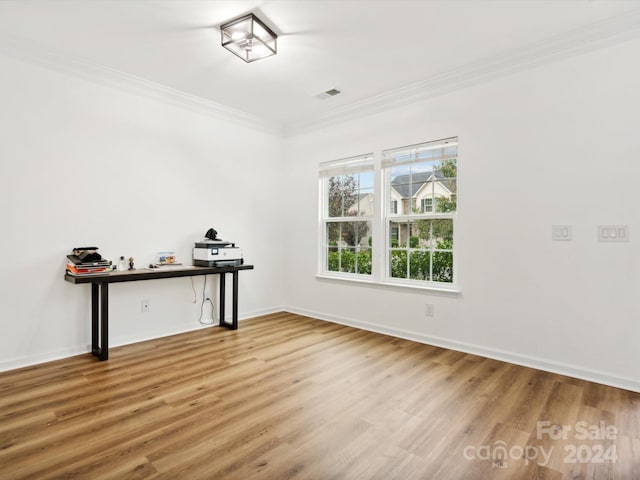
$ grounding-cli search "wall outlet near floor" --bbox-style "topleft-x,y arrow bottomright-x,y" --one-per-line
141,300 -> 150,313
425,304 -> 434,318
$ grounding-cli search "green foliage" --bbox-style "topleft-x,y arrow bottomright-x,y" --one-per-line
437,158 -> 457,179
436,196 -> 456,213
435,158 -> 457,212
388,238 -> 453,283
357,250 -> 372,274
432,239 -> 453,283
328,248 -> 372,275
437,238 -> 453,250
390,250 -> 407,278
409,250 -> 430,280
329,242 -> 453,283
414,219 -> 453,245
409,236 -> 419,248
433,219 -> 453,243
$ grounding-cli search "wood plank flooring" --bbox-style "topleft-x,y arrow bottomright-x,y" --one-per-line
0,312 -> 638,479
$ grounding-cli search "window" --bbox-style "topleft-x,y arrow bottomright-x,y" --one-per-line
319,137 -> 458,290
384,138 -> 457,285
421,197 -> 433,213
319,154 -> 374,277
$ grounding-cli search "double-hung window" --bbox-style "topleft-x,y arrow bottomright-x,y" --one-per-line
319,137 -> 457,290
319,154 -> 374,277
383,138 -> 457,285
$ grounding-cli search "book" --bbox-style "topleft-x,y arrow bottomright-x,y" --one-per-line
65,247 -> 112,275
66,254 -> 111,268
66,263 -> 112,275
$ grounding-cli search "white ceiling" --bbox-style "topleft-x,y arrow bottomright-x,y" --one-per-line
1,0 -> 640,133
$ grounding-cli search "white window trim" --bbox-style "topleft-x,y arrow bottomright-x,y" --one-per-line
318,154 -> 374,278
318,138 -> 460,293
315,272 -> 461,294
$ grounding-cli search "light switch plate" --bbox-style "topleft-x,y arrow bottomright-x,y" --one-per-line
552,225 -> 572,241
598,225 -> 629,242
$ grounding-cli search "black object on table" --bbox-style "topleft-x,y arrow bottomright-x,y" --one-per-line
64,264 -> 254,361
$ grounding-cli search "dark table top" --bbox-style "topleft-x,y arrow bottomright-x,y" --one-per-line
65,264 -> 254,284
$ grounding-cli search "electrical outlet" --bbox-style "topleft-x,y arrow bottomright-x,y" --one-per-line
425,304 -> 434,318
141,300 -> 150,313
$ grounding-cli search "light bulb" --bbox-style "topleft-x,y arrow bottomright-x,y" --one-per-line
231,30 -> 247,41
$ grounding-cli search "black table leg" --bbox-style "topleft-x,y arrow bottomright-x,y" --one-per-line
218,272 -> 238,330
100,283 -> 109,360
231,270 -> 238,330
90,282 -> 109,361
91,284 -> 99,355
219,273 -> 226,327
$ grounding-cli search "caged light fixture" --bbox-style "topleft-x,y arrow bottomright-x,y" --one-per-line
220,13 -> 277,63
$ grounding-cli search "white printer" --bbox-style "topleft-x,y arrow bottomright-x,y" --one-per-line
193,228 -> 243,267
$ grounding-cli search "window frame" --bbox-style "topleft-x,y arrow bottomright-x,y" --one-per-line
383,138 -> 457,288
318,154 -> 375,279
317,138 -> 459,293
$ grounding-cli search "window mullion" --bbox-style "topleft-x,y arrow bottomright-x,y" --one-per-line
371,151 -> 383,282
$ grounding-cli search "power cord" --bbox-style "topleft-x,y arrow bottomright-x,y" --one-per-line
198,275 -> 215,325
190,277 -> 197,303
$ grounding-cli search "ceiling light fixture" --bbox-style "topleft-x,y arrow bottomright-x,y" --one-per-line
220,13 -> 277,63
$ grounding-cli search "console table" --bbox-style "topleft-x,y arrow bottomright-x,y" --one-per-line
64,264 -> 254,361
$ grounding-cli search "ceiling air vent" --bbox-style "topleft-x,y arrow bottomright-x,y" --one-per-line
313,88 -> 342,100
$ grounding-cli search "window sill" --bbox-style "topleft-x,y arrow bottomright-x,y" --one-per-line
315,273 -> 461,295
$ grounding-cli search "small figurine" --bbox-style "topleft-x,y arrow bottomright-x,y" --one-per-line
128,257 -> 135,270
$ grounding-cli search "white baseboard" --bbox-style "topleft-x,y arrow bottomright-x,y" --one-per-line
0,305 -> 285,373
284,306 -> 640,394
5,305 -> 635,394
238,306 -> 286,321
0,346 -> 90,373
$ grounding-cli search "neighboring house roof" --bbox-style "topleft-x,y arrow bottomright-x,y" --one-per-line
391,171 -> 453,198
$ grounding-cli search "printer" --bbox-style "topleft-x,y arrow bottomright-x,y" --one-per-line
193,228 -> 243,267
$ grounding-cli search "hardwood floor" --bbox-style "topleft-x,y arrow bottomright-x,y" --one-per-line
1,312 -> 638,479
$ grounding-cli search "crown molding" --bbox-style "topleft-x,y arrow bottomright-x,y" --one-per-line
1,8 -> 640,139
284,8 -> 640,137
0,33 -> 283,136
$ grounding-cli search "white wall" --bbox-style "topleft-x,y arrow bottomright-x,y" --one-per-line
283,39 -> 640,392
1,32 -> 638,393
0,53 -> 284,370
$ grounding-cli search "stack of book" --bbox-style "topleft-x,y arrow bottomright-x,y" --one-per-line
66,247 -> 113,276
